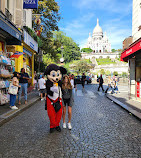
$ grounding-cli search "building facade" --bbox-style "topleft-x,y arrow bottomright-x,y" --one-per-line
121,0 -> 141,101
0,0 -> 38,87
123,36 -> 133,50
86,19 -> 111,53
132,0 -> 141,42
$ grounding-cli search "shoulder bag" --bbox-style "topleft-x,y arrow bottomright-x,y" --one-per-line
8,82 -> 18,95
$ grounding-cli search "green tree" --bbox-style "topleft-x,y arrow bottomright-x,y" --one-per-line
100,69 -> 105,75
43,54 -> 55,66
105,70 -> 111,76
53,31 -> 81,63
112,49 -> 116,52
122,72 -> 128,77
32,0 -> 62,62
33,0 -> 60,37
113,71 -> 118,76
71,60 -> 93,74
81,48 -> 93,53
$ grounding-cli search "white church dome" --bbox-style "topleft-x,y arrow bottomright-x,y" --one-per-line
93,19 -> 103,34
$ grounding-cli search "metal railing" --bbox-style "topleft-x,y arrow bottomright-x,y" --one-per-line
5,8 -> 12,21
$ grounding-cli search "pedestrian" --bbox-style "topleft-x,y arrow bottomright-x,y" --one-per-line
34,71 -> 38,90
9,72 -> 21,110
62,75 -> 73,130
69,73 -> 72,80
18,68 -> 29,105
114,77 -> 119,93
98,74 -> 104,92
38,75 -> 46,101
70,74 -> 77,102
105,76 -> 114,94
81,73 -> 86,89
70,74 -> 77,91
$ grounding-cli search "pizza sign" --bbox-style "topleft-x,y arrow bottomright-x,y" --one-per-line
23,0 -> 38,9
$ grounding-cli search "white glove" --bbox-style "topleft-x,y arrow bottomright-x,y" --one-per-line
50,86 -> 59,94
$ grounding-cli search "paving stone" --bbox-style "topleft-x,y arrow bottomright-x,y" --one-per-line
0,84 -> 141,157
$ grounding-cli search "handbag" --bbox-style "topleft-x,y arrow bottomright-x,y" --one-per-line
53,99 -> 61,112
48,87 -> 61,112
8,83 -> 18,95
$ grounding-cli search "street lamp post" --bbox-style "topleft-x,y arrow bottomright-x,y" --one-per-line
60,45 -> 64,63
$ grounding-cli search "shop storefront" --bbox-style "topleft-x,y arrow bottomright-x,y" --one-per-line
23,30 -> 38,86
8,30 -> 38,87
0,11 -> 22,105
121,38 -> 141,101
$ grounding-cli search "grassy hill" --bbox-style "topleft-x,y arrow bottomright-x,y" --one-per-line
96,58 -> 116,65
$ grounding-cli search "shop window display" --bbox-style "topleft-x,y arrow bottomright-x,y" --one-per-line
0,51 -> 14,105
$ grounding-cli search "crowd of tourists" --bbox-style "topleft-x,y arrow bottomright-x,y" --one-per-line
8,65 -> 119,133
97,74 -> 119,94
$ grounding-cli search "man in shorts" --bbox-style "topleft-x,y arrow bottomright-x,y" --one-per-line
38,75 -> 46,101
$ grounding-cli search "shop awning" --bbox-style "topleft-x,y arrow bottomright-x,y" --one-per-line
121,38 -> 141,62
0,11 -> 22,45
10,52 -> 23,58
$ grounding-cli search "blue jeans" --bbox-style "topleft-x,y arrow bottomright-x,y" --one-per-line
10,94 -> 16,106
18,83 -> 28,102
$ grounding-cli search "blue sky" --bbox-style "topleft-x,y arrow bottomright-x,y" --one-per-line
56,0 -> 132,50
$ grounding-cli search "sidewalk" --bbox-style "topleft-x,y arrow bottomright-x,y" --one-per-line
106,85 -> 141,119
0,90 -> 40,126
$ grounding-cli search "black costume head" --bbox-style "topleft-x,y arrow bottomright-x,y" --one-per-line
44,64 -> 67,83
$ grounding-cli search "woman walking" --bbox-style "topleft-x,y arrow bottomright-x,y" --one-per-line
9,72 -> 21,110
81,73 -> 86,89
62,75 -> 73,130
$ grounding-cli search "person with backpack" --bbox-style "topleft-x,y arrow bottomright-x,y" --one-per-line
98,74 -> 104,92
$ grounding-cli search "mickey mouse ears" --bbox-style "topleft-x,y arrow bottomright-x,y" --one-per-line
44,64 -> 67,75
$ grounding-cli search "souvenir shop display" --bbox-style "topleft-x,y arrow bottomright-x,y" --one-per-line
0,51 -> 13,105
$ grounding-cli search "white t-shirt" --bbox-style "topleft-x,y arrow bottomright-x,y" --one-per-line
70,79 -> 74,89
38,78 -> 46,89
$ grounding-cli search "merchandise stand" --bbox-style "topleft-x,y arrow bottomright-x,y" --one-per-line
0,51 -> 13,105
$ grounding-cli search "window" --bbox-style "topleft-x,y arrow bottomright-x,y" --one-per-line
7,0 -> 10,9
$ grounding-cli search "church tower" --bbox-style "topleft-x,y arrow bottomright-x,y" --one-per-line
86,19 -> 111,53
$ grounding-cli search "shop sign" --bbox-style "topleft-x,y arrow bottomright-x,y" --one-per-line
23,0 -> 38,9
121,38 -> 141,61
0,15 -> 21,44
23,30 -> 38,52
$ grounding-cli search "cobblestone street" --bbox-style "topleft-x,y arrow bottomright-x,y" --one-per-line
0,84 -> 141,158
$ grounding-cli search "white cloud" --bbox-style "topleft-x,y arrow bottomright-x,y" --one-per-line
73,0 -> 132,15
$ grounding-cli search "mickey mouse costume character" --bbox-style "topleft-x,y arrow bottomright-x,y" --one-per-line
44,64 -> 67,133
